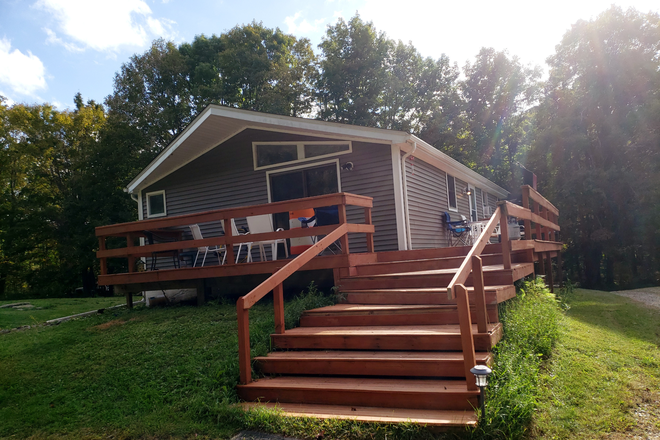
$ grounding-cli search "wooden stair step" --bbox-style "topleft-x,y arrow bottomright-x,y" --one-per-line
241,402 -> 478,428
345,253 -> 508,277
272,323 -> 502,351
338,263 -> 533,290
255,350 -> 492,377
340,285 -> 515,305
300,303 -> 498,326
237,376 -> 479,410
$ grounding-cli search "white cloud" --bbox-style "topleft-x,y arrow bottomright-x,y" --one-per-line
44,27 -> 84,52
0,38 -> 47,98
0,93 -> 16,107
285,12 -> 327,35
35,0 -> 177,52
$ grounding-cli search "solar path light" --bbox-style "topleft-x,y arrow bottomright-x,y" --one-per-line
470,364 -> 492,420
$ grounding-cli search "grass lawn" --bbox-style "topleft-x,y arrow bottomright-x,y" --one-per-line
534,288 -> 660,439
0,297 -> 131,330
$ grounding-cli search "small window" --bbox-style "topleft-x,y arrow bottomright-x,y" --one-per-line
146,190 -> 166,218
256,144 -> 298,167
253,141 -> 351,170
447,175 -> 457,210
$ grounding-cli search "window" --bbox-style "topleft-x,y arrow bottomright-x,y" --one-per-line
447,175 -> 457,210
146,190 -> 166,218
253,141 -> 351,170
482,190 -> 489,215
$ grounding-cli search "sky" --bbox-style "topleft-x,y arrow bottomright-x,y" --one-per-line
1,0 -> 659,110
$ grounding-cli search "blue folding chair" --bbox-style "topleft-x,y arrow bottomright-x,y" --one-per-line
442,211 -> 471,246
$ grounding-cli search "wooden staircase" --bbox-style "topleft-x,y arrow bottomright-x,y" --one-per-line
238,244 -> 535,428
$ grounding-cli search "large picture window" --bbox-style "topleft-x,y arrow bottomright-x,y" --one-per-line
253,141 -> 351,170
146,190 -> 166,218
446,175 -> 457,211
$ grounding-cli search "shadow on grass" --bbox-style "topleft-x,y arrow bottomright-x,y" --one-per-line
560,288 -> 660,347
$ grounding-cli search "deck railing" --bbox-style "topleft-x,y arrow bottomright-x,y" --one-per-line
95,193 -> 375,277
446,186 -> 560,390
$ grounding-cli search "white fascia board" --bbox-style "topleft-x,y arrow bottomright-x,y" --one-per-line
126,106 -> 216,193
126,105 -> 410,194
399,136 -> 509,199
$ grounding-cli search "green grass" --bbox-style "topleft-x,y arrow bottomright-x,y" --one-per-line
533,287 -> 660,439
0,297 -> 130,330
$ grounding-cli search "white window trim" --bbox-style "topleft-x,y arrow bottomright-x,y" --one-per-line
446,174 -> 458,212
146,190 -> 167,218
481,189 -> 489,216
253,140 -> 352,170
265,159 -> 342,203
468,184 -> 477,222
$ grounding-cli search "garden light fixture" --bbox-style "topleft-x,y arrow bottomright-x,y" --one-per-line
470,364 -> 492,420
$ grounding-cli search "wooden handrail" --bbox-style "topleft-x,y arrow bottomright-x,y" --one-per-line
446,207 -> 502,300
96,192 -> 372,237
522,185 -> 558,216
236,223 -> 357,385
503,201 -> 560,232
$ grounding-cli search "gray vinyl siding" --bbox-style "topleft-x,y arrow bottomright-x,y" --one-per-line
455,177 -> 470,220
476,188 -> 484,219
405,157 -> 450,249
141,128 -> 397,267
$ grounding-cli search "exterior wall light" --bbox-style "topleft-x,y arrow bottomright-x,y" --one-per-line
465,187 -> 473,196
470,364 -> 492,420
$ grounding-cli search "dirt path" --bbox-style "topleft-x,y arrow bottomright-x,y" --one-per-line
611,286 -> 660,310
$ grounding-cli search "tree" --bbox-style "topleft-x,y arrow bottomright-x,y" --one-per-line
460,48 -> 541,189
531,6 -> 660,288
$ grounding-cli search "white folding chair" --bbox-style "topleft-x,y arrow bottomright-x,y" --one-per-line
245,214 -> 289,262
189,224 -> 225,267
221,219 -> 252,263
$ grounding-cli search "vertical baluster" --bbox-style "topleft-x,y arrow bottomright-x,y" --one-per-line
98,236 -> 107,276
337,203 -> 349,255
237,298 -> 251,384
224,218 -> 235,265
472,256 -> 488,334
364,207 -> 374,253
499,204 -> 512,270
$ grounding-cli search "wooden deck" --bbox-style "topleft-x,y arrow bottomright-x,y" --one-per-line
95,187 -> 562,428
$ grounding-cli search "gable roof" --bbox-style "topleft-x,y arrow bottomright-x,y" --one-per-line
126,105 -> 508,198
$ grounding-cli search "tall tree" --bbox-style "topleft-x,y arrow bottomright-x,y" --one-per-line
460,48 -> 540,189
531,6 -> 660,288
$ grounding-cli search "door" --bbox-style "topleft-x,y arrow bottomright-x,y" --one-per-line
468,185 -> 477,222
268,162 -> 340,230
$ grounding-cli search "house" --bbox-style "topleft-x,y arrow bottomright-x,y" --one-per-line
96,105 -> 561,428
126,105 -> 508,257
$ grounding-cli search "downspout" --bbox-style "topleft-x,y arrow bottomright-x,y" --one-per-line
401,141 -> 417,250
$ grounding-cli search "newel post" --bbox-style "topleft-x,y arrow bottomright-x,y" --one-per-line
337,203 -> 349,255
98,236 -> 108,276
273,283 -> 285,334
364,207 -> 375,253
472,256 -> 488,334
236,298 -> 251,384
455,284 -> 478,391
522,186 -> 532,241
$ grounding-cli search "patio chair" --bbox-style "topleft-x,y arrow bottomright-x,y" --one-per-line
442,211 -> 471,247
144,230 -> 181,271
245,214 -> 289,262
300,205 -> 342,254
220,219 -> 252,263
189,224 -> 225,267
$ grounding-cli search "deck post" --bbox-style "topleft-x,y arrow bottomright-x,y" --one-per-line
116,285 -> 132,309
522,186 -> 532,240
364,207 -> 375,253
196,279 -> 205,306
534,201 -> 542,240
337,203 -> 349,255
545,252 -> 554,293
98,237 -> 107,276
237,298 -> 251,384
224,218 -> 235,264
471,256 -> 488,334
273,283 -> 285,334
126,234 -> 136,273
499,204 -> 512,270
455,284 -> 478,391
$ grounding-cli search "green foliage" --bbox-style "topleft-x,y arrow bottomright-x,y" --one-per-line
530,6 -> 660,289
470,278 -> 563,440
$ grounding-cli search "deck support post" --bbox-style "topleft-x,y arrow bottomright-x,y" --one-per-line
224,218 -> 235,264
455,284 -> 478,391
545,252 -> 554,293
116,285 -> 132,309
472,256 -> 488,334
273,283 -> 285,334
537,251 -> 545,276
522,186 -> 532,241
196,279 -> 205,306
498,204 -> 512,270
237,298 -> 251,384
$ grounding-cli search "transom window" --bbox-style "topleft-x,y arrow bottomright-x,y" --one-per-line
446,175 -> 457,211
146,190 -> 166,218
253,141 -> 351,170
